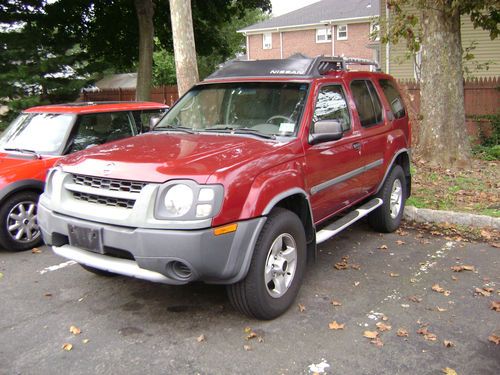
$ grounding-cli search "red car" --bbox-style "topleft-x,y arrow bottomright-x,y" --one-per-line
0,101 -> 168,251
39,57 -> 411,319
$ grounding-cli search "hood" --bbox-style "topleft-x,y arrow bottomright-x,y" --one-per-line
0,152 -> 52,187
58,132 -> 288,183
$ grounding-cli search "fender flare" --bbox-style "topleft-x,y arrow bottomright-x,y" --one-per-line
0,179 -> 45,203
375,148 -> 410,194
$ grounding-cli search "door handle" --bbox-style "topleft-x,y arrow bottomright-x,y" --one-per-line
352,142 -> 362,151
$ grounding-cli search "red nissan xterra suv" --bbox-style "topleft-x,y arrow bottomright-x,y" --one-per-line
0,101 -> 168,251
38,57 -> 411,319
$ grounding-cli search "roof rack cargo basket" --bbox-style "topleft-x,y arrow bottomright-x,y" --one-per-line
206,55 -> 381,80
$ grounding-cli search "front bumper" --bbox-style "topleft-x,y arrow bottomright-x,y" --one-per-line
38,202 -> 266,285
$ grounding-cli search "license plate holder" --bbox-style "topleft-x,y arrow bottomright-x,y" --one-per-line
68,224 -> 103,254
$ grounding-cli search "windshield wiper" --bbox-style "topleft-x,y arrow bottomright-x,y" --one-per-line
3,147 -> 41,159
153,125 -> 196,134
204,127 -> 275,140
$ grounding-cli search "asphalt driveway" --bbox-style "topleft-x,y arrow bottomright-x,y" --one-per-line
1,221 -> 499,374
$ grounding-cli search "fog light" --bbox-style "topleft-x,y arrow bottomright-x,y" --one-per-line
196,204 -> 212,218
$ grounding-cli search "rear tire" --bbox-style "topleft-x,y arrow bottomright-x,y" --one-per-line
80,264 -> 117,277
368,165 -> 406,233
0,191 -> 43,251
227,208 -> 307,320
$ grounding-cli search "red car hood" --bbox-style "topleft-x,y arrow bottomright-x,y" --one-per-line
0,152 -> 56,187
59,132 -> 287,183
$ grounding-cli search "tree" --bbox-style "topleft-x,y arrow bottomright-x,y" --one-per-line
169,0 -> 199,96
383,0 -> 499,167
134,0 -> 155,101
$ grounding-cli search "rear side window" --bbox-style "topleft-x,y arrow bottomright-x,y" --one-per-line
350,80 -> 383,127
379,79 -> 406,119
313,85 -> 351,131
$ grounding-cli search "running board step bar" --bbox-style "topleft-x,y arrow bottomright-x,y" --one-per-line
316,198 -> 383,244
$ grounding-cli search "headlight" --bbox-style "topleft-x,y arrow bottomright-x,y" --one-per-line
44,167 -> 61,198
163,184 -> 194,217
155,180 -> 223,220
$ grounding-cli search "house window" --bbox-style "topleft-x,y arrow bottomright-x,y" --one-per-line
263,32 -> 272,49
316,27 -> 332,43
337,25 -> 348,40
370,22 -> 380,41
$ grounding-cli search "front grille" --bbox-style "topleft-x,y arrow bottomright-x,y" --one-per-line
73,191 -> 135,209
72,174 -> 146,194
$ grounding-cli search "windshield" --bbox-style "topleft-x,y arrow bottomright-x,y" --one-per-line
156,82 -> 309,137
0,113 -> 75,155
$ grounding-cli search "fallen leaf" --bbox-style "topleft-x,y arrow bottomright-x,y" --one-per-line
82,339 -> 89,344
331,300 -> 342,306
298,303 -> 306,312
62,343 -> 73,351
443,340 -> 454,347
196,334 -> 206,343
488,334 -> 500,345
432,284 -> 445,293
354,281 -> 360,287
417,327 -> 437,341
376,322 -> 392,332
69,326 -> 81,335
363,330 -> 378,339
432,284 -> 451,296
408,296 -> 422,303
329,321 -> 345,330
395,240 -> 406,245
475,287 -> 491,297
451,276 -> 458,281
442,368 -> 457,375
370,337 -> 384,347
350,264 -> 361,270
244,327 -> 252,334
450,265 -> 475,272
243,345 -> 252,351
378,245 -> 388,250
397,328 -> 409,337
31,247 -> 41,254
491,242 -> 500,248
389,273 -> 399,277
490,301 -> 500,312
0,272 -> 3,279
436,307 -> 448,312
44,293 -> 53,297
334,262 -> 349,270
246,332 -> 258,340
258,337 -> 264,343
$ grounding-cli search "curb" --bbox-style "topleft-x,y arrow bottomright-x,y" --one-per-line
404,206 -> 500,230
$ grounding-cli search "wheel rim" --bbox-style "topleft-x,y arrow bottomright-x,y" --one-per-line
264,233 -> 298,298
6,200 -> 40,243
389,179 -> 403,219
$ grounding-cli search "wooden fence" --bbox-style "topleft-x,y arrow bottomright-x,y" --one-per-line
81,86 -> 179,106
398,77 -> 499,117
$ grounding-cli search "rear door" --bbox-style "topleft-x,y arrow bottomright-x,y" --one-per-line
348,79 -> 389,195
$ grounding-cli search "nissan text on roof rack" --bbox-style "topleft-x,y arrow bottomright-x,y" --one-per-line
38,56 -> 411,319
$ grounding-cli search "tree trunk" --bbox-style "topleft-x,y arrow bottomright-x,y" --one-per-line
418,2 -> 470,167
134,0 -> 154,101
169,0 -> 199,96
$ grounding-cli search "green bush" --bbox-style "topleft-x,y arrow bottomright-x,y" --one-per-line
471,114 -> 500,160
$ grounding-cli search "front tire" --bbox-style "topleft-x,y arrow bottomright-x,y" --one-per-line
227,208 -> 307,320
0,191 -> 43,251
368,165 -> 406,233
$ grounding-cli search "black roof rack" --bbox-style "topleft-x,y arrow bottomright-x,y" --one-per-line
205,56 -> 380,80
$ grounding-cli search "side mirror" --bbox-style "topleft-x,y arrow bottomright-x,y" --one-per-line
149,115 -> 162,131
309,120 -> 344,145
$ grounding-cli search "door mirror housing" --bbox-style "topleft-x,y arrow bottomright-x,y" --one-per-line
149,115 -> 162,131
309,120 -> 344,145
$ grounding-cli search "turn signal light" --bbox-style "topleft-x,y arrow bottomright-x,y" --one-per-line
213,223 -> 238,236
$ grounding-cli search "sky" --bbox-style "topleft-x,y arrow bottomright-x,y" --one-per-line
270,0 -> 321,16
